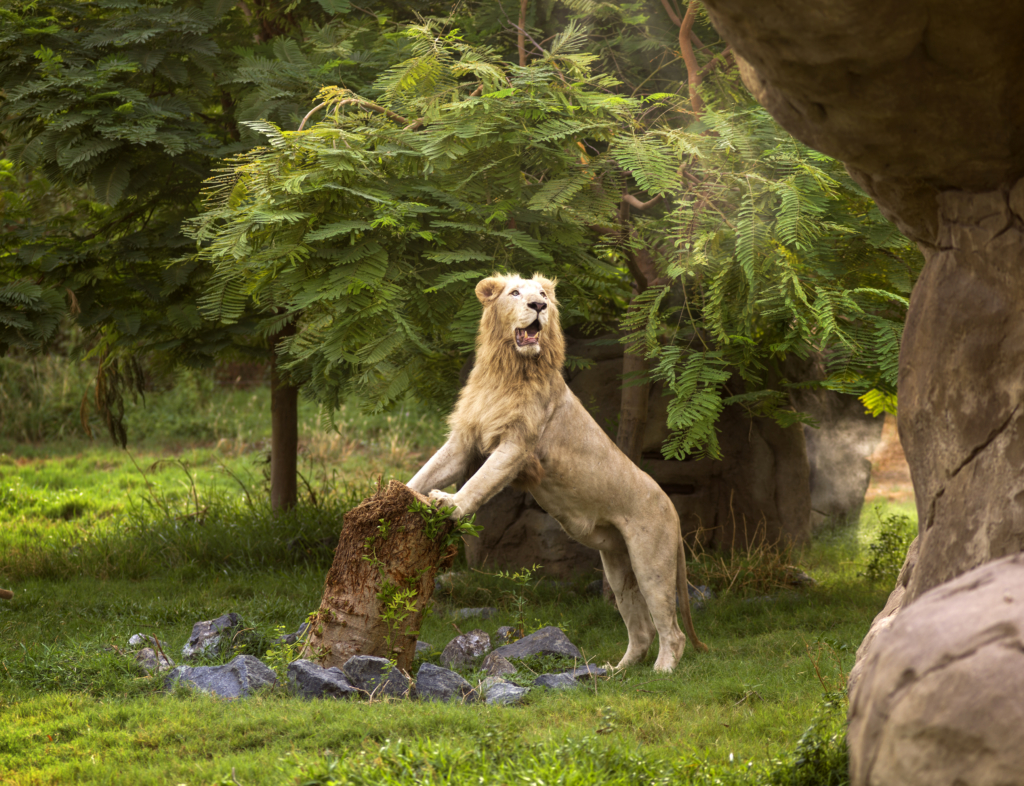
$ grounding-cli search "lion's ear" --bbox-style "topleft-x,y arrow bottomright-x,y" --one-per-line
533,274 -> 558,303
475,277 -> 504,304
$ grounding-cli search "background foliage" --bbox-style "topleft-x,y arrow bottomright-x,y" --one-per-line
1,0 -> 922,454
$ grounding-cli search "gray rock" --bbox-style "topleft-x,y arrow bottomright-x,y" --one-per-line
490,626 -> 581,661
182,613 -> 241,662
533,673 -> 578,690
848,554 -> 1024,786
416,662 -> 477,703
493,626 -> 518,646
342,655 -> 412,698
563,664 -> 607,681
128,633 -> 168,650
415,640 -> 432,654
275,622 -> 309,647
484,682 -> 530,706
480,652 -> 518,677
165,654 -> 277,698
287,659 -> 356,700
683,584 -> 714,612
478,676 -> 507,694
135,647 -> 175,674
440,629 -> 491,668
452,607 -> 497,620
586,579 -> 604,596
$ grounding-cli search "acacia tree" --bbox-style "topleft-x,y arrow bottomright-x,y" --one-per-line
188,14 -> 919,450
0,0 -> 426,507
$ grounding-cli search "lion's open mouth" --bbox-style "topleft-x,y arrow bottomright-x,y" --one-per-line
515,319 -> 542,347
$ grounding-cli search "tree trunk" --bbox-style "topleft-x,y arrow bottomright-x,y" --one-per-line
616,347 -> 651,464
270,324 -> 298,513
302,480 -> 458,672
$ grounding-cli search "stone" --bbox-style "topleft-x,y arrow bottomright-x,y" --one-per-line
896,190 -> 1024,603
563,665 -> 607,681
415,662 -> 477,703
848,554 -> 1024,786
700,0 -> 1024,600
493,626 -> 517,646
490,626 -> 581,661
135,647 -> 174,674
483,681 -> 530,706
181,613 -> 241,662
848,536 -> 918,695
287,659 -> 356,700
684,584 -> 714,612
532,673 -> 578,690
128,633 -> 168,650
788,355 -> 885,529
439,630 -> 491,668
480,652 -> 518,677
415,640 -> 432,655
275,623 -> 309,647
452,607 -> 497,620
342,655 -> 413,699
165,654 -> 278,698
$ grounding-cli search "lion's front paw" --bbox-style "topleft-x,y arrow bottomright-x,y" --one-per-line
428,490 -> 464,520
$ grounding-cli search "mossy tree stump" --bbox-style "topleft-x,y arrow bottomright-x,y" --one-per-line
302,480 -> 460,673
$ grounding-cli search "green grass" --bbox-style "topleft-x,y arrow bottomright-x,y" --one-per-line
0,358 -> 913,785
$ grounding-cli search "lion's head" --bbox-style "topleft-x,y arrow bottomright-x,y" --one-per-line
474,273 -> 565,376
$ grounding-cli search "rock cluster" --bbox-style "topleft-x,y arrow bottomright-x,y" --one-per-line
129,614 -> 605,706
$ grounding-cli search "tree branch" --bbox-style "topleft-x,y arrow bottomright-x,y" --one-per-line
679,1 -> 704,114
622,193 -> 663,211
659,0 -> 682,26
298,98 -> 414,132
297,102 -> 326,131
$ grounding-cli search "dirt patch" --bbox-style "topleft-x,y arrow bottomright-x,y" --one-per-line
865,414 -> 914,504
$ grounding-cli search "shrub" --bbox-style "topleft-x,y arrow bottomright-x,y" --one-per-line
861,513 -> 915,584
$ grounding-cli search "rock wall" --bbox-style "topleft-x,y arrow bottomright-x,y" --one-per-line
788,356 -> 885,530
702,0 -> 1024,601
697,3 -> 1024,782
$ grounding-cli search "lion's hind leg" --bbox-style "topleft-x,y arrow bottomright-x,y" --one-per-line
600,546 -> 657,670
621,525 -> 688,673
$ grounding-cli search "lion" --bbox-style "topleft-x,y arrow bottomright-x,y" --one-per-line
408,273 -> 706,672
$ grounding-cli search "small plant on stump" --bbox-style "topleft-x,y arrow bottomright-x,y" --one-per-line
301,480 -> 479,671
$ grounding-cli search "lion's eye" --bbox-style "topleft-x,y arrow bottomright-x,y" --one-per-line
510,289 -> 520,297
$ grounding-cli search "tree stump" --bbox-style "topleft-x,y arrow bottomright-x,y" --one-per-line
302,480 -> 459,673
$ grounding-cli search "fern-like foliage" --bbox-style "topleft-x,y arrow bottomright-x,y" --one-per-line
185,23 -> 630,411
614,103 -> 922,458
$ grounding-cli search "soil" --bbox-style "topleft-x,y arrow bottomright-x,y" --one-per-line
864,414 -> 914,504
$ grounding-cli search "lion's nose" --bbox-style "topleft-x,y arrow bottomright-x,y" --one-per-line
527,301 -> 546,313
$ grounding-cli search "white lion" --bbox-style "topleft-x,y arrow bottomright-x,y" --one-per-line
409,273 -> 706,671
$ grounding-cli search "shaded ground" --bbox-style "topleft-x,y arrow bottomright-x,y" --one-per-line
865,415 -> 914,504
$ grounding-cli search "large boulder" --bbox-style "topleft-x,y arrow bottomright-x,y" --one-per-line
847,554 -> 1024,786
788,356 -> 885,529
701,0 -> 1024,601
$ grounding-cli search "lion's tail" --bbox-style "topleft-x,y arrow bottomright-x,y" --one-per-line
677,538 -> 709,653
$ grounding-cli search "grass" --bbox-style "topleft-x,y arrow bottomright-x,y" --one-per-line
0,358 -> 913,785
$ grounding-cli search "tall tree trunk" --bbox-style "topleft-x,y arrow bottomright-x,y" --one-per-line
270,323 -> 298,513
302,480 -> 458,671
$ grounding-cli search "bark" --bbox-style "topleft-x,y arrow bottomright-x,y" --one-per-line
302,481 -> 458,672
615,348 -> 650,465
270,324 -> 298,513
517,0 -> 528,66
